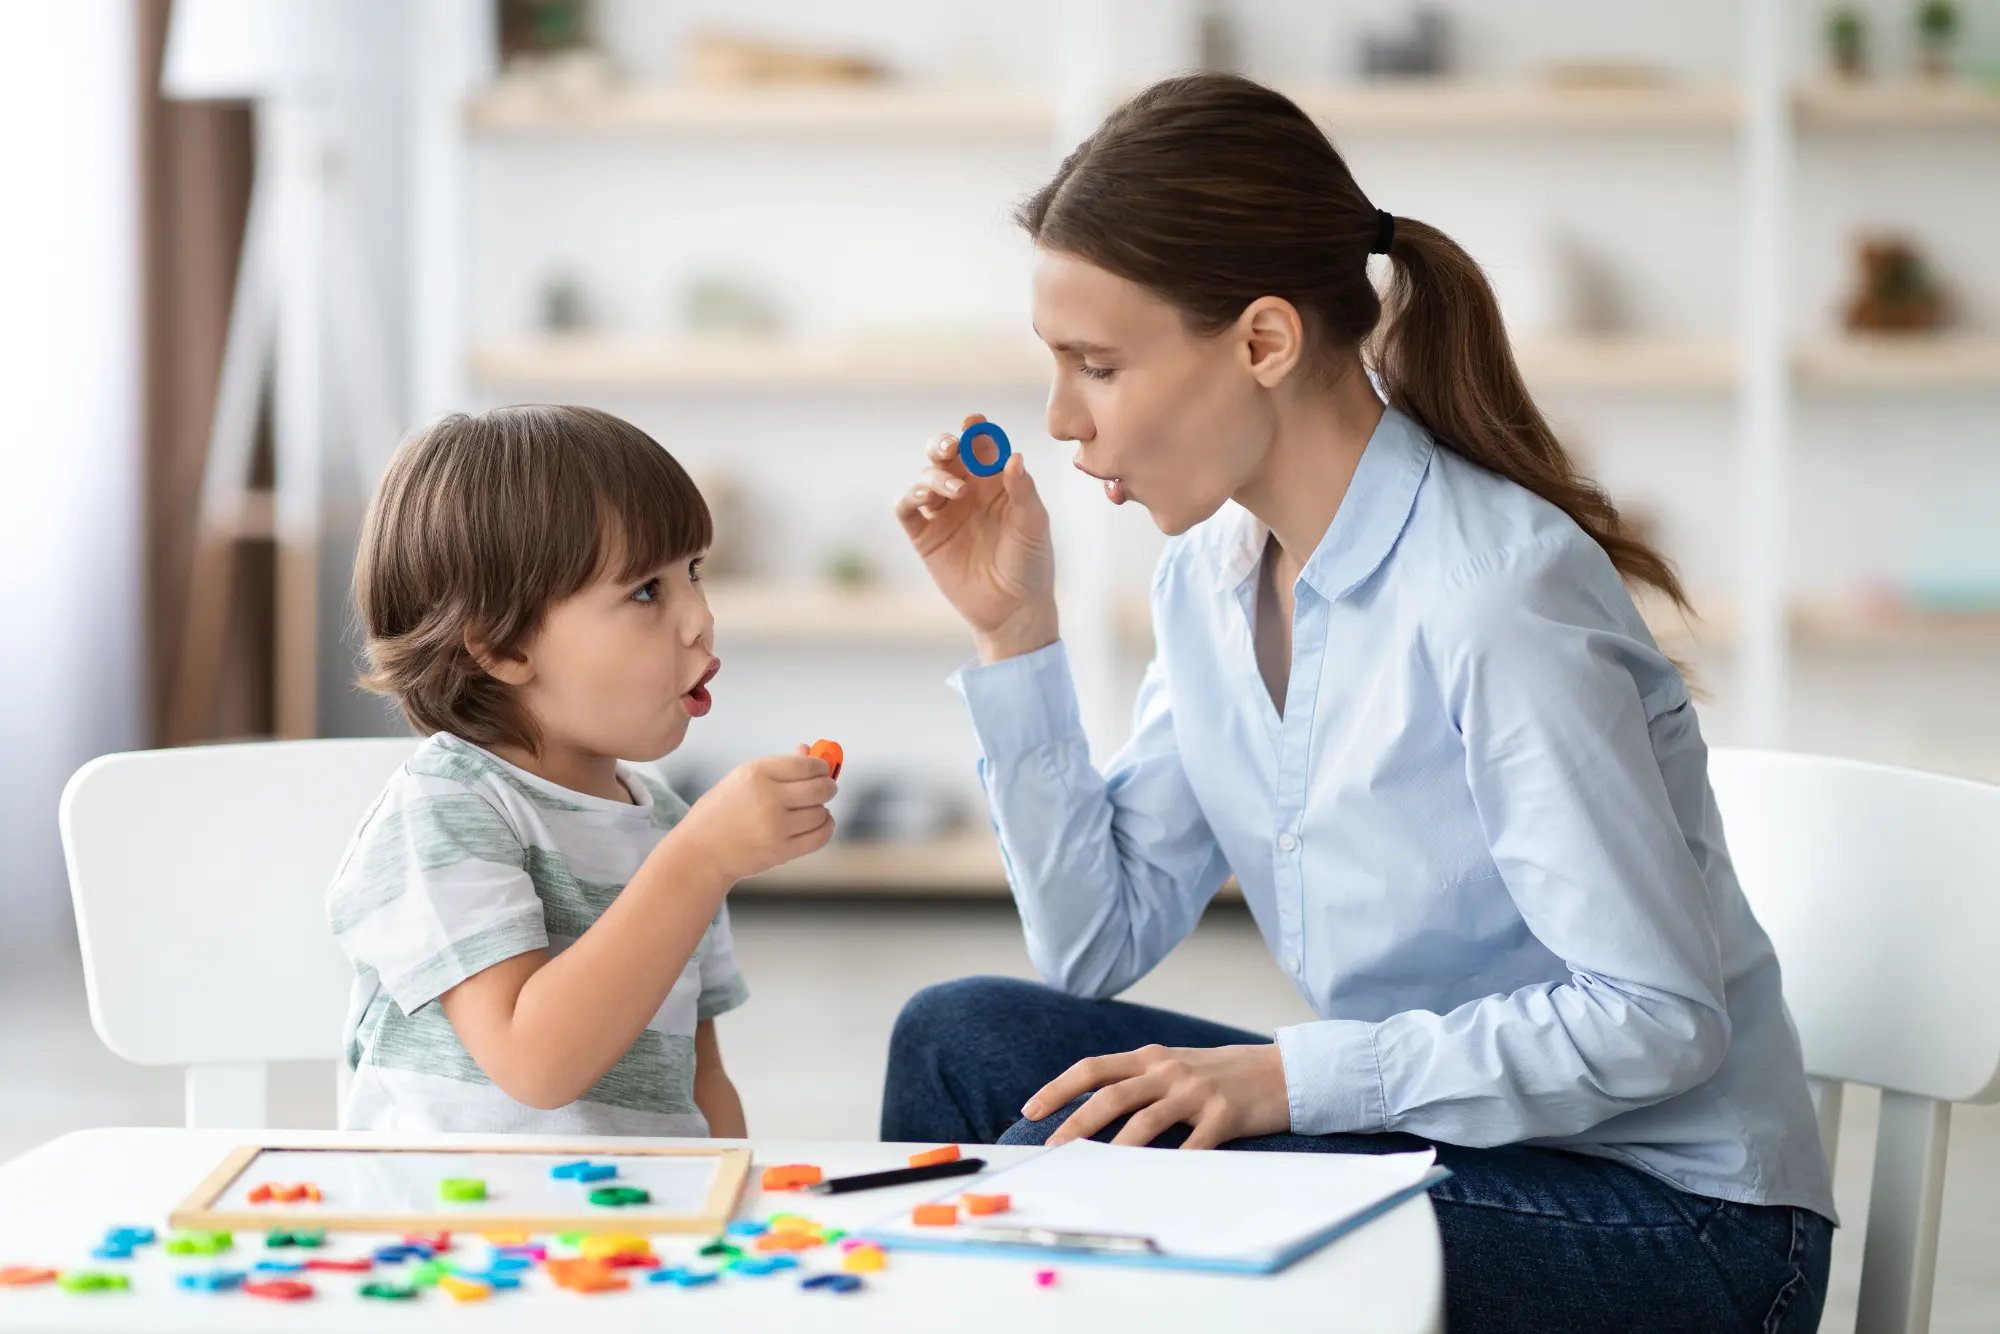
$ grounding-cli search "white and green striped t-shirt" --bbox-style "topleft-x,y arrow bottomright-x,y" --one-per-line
328,732 -> 748,1135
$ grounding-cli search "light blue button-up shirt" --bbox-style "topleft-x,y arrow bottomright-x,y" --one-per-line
951,405 -> 1836,1217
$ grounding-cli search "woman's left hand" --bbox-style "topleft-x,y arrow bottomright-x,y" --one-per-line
1022,1043 -> 1292,1149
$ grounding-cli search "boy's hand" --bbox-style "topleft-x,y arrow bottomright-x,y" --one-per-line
678,749 -> 837,883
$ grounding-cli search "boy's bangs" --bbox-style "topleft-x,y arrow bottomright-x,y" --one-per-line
592,452 -> 713,585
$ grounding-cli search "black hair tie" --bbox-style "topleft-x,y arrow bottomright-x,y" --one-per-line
1371,209 -> 1396,255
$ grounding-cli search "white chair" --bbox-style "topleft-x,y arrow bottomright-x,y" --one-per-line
1709,748 -> 2000,1334
59,737 -> 419,1128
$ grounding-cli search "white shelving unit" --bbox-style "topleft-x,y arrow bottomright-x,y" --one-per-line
409,1 -> 2000,893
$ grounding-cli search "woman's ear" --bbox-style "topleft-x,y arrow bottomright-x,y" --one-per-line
1238,296 -> 1306,388
465,630 -> 535,687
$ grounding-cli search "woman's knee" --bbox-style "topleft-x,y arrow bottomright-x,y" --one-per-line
996,1094 -> 1090,1146
888,975 -> 1057,1064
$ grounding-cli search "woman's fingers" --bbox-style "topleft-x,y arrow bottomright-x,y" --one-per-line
929,430 -> 981,486
1022,1049 -> 1148,1120
1047,1074 -> 1160,1146
1107,1095 -> 1192,1149
1177,1101 -> 1233,1151
913,466 -> 966,509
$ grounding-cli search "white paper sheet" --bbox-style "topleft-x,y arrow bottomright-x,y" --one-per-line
869,1140 -> 1440,1265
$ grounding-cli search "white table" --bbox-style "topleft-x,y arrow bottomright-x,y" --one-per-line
0,1129 -> 1444,1332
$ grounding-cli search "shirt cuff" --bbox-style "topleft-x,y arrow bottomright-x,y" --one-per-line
1276,1018 -> 1388,1136
947,640 -> 1083,760
696,974 -> 751,1021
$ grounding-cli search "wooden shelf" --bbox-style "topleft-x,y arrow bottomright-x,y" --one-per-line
1645,595 -> 2000,652
1516,336 -> 1737,390
1289,81 -> 1738,130
1793,601 -> 2000,649
707,581 -> 967,647
741,832 -> 1009,895
474,332 -> 2000,397
1796,81 -> 2000,127
463,78 -> 2000,142
1796,336 -> 2000,389
467,81 -> 1056,136
701,583 -> 2000,657
470,334 -> 1048,393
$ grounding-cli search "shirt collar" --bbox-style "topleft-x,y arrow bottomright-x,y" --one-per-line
1210,404 -> 1436,603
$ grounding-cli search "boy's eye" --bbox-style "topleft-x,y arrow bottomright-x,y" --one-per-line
688,557 -> 704,583
631,578 -> 660,603
1081,363 -> 1116,382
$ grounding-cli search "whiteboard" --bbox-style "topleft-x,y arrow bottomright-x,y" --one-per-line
171,1144 -> 750,1235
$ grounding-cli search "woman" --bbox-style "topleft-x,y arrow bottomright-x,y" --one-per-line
883,74 -> 1835,1333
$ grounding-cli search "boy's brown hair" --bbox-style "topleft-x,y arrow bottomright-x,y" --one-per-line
355,404 -> 712,754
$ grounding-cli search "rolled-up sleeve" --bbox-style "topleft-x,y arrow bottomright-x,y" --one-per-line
952,640 -> 1231,999
1277,538 -> 1728,1142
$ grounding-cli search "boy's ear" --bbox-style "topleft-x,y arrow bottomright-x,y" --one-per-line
464,630 -> 535,687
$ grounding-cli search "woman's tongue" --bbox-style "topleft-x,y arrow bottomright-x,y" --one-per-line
1105,477 -> 1128,505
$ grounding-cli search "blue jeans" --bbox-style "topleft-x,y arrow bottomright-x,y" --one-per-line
882,977 -> 1832,1334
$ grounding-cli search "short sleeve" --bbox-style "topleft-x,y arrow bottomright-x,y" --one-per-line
326,774 -> 550,1015
695,902 -> 749,1020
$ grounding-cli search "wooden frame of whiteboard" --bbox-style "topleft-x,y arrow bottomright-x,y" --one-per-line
168,1144 -> 752,1235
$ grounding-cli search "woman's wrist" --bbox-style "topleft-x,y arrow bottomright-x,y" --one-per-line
973,602 -> 1061,664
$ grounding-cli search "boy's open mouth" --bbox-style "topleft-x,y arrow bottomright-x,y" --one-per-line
683,658 -> 720,718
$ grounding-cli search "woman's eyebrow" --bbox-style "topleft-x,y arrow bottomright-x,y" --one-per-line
1038,333 -> 1118,356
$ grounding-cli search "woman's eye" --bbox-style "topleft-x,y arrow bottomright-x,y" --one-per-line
1081,364 -> 1116,382
688,557 -> 705,584
631,578 -> 660,603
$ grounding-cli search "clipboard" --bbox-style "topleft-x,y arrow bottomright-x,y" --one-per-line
858,1139 -> 1451,1276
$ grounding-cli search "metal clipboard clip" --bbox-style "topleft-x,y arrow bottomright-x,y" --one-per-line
963,1225 -> 1162,1256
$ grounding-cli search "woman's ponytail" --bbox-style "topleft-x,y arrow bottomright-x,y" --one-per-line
1373,219 -> 1689,613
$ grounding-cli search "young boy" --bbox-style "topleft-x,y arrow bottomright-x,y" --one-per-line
328,404 -> 836,1134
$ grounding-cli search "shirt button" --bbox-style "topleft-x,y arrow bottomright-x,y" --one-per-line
1288,952 -> 1304,975
1277,832 -> 1298,853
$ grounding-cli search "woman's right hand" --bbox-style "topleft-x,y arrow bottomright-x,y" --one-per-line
895,415 -> 1060,663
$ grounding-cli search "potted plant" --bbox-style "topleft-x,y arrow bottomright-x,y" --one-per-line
1915,0 -> 1960,78
1827,6 -> 1867,79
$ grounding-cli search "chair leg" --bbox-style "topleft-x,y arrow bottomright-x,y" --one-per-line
186,1063 -> 270,1129
1856,1091 -> 1950,1334
1810,1075 -> 1845,1173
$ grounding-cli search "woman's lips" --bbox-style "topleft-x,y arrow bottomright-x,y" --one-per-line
683,658 -> 720,718
1073,454 -> 1128,505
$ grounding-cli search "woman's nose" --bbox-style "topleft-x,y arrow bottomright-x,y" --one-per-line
1046,380 -> 1091,444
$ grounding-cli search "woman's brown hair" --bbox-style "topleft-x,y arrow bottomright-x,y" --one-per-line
355,404 -> 712,754
1017,72 -> 1688,616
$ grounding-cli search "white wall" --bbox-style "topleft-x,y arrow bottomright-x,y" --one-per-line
0,1 -> 143,958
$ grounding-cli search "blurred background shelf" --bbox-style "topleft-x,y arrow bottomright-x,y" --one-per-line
1515,336 -> 1737,390
1796,335 -> 2000,389
470,335 -> 1049,393
707,581 -> 967,646
1290,81 -> 1739,130
1646,595 -> 2000,652
741,832 -> 1008,895
1795,81 -> 2000,128
464,78 -> 2000,142
474,334 -> 2000,395
705,581 -> 2000,657
467,81 -> 1056,136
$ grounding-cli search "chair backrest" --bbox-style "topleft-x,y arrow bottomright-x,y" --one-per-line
1709,747 -> 2000,1334
60,737 -> 418,1128
1709,748 -> 2000,1106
